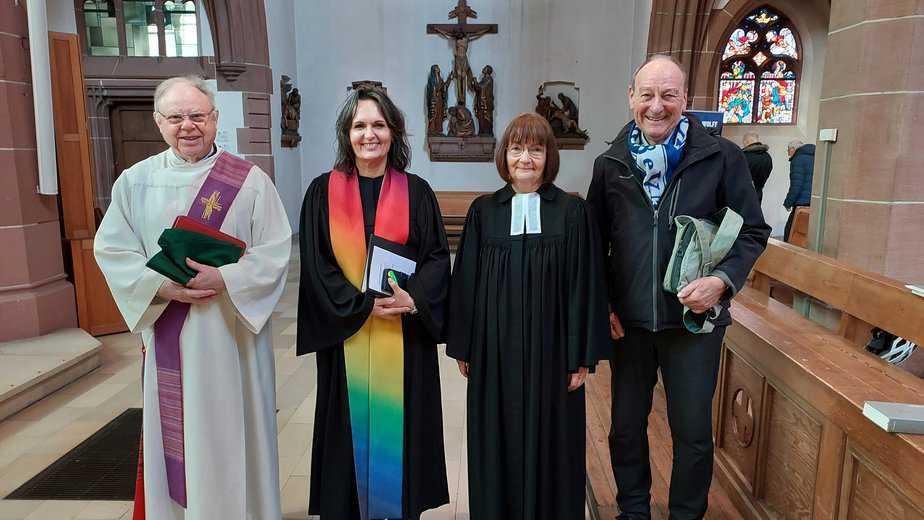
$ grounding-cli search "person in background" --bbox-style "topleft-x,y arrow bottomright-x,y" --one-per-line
741,131 -> 772,204
784,139 -> 815,242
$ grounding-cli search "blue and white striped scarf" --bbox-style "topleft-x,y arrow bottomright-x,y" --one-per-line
628,116 -> 689,207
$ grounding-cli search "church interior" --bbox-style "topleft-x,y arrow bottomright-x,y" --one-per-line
1,0 -> 923,518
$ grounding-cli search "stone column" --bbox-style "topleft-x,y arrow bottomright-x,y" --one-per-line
810,1 -> 924,283
0,1 -> 78,341
646,0 -> 715,109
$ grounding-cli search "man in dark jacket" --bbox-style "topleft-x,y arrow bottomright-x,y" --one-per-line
586,55 -> 770,520
784,140 -> 815,241
741,131 -> 772,203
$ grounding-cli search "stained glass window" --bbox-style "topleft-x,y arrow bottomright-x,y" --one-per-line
717,6 -> 801,124
164,1 -> 199,57
78,0 -> 200,58
83,1 -> 119,56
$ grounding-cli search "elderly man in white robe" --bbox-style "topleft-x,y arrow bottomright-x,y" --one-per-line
95,75 -> 290,519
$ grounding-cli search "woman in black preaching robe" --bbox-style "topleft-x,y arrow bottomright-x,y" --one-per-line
297,86 -> 450,519
447,112 -> 611,520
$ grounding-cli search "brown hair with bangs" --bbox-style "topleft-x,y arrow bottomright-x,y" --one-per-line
495,112 -> 560,184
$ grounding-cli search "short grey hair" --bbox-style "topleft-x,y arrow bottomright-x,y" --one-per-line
630,54 -> 688,91
153,75 -> 215,113
787,139 -> 804,150
743,132 -> 760,145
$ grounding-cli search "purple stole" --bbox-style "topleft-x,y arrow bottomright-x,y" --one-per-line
152,151 -> 252,508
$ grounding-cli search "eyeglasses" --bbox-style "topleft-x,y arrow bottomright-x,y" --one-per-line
506,144 -> 546,159
157,109 -> 215,125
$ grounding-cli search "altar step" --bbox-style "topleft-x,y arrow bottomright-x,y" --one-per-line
0,328 -> 102,422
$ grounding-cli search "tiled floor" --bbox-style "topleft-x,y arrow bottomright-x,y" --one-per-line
0,253 -> 591,519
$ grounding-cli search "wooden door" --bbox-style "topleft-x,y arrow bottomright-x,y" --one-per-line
49,32 -> 127,336
110,103 -> 166,176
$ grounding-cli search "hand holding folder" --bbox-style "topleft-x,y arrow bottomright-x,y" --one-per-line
146,216 -> 246,285
362,235 -> 417,297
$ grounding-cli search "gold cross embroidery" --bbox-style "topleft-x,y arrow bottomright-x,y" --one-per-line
200,190 -> 223,221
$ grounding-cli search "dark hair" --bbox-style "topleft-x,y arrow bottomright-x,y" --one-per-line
333,86 -> 411,172
494,112 -> 560,184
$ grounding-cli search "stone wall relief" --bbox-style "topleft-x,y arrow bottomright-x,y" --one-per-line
535,81 -> 589,150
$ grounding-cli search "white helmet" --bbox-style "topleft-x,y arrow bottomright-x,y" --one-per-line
879,337 -> 917,365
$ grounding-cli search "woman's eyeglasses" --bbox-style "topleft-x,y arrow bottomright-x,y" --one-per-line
506,144 -> 546,159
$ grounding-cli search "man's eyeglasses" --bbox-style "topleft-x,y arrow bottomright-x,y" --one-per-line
157,109 -> 215,125
507,144 -> 546,159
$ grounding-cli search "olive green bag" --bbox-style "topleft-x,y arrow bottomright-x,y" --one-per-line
663,208 -> 743,334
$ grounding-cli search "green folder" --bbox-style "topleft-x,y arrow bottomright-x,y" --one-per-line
146,228 -> 245,285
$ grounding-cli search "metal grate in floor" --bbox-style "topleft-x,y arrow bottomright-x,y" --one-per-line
6,408 -> 141,500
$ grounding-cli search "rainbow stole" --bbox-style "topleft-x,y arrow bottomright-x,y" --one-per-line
328,168 -> 408,520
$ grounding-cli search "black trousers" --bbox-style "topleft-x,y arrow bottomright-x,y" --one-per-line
608,326 -> 725,520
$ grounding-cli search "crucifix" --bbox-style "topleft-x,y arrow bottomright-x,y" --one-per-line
425,0 -> 498,162
427,0 -> 497,107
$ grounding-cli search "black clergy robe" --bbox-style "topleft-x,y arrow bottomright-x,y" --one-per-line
297,171 -> 451,519
447,183 -> 611,520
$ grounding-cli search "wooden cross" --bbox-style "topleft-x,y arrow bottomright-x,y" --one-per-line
427,0 -> 497,34
200,191 -> 223,221
427,1 -> 497,106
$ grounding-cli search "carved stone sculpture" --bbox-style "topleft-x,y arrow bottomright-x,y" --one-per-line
448,105 -> 476,137
425,1 -> 498,162
280,75 -> 301,148
534,83 -> 589,146
432,25 -> 493,106
470,65 -> 494,136
426,65 -> 450,136
554,93 -> 588,139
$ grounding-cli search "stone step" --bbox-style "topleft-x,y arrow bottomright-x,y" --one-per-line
0,328 -> 102,422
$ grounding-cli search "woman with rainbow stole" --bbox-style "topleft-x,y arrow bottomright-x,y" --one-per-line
447,113 -> 611,519
297,86 -> 450,520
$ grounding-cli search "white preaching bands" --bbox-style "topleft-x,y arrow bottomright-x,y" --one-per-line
510,192 -> 542,236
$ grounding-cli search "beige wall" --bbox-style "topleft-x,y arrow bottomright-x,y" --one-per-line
809,0 -> 924,283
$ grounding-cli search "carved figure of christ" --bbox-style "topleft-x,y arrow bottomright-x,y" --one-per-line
430,26 -> 494,106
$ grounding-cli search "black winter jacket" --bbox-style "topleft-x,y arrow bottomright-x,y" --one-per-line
742,142 -> 772,202
586,117 -> 770,331
785,144 -> 815,209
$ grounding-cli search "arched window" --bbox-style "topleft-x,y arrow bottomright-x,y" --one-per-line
164,1 -> 199,57
717,6 -> 800,125
79,0 -> 199,57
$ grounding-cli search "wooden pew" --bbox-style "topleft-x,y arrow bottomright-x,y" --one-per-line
787,207 -> 810,248
749,239 -> 924,348
715,239 -> 924,519
434,191 -> 489,251
585,238 -> 924,518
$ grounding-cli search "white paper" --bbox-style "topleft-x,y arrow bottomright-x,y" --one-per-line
362,244 -> 417,293
510,192 -> 542,236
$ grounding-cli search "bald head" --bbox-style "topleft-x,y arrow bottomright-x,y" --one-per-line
631,54 -> 688,91
628,54 -> 689,143
154,75 -> 215,113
